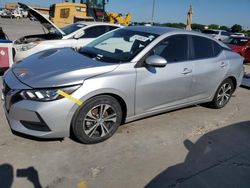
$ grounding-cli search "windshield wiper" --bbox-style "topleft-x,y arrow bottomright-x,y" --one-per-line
78,49 -> 97,58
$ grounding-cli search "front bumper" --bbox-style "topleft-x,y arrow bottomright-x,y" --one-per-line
2,71 -> 79,138
4,98 -> 75,138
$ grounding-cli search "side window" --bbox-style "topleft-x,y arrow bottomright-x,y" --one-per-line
107,26 -> 119,32
192,36 -> 214,59
221,31 -> 230,36
82,26 -> 107,38
60,8 -> 70,18
150,35 -> 188,63
213,41 -> 222,56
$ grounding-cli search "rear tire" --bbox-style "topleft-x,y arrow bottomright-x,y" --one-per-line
208,78 -> 234,109
72,95 -> 122,144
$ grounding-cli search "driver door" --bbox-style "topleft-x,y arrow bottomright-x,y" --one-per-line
135,35 -> 193,114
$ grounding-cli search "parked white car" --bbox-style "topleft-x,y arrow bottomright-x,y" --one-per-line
202,29 -> 231,41
11,12 -> 23,19
231,33 -> 245,37
14,3 -> 121,62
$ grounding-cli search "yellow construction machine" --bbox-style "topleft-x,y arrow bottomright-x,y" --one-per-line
107,12 -> 131,26
49,0 -> 131,27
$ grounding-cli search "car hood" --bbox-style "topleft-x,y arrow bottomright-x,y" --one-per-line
11,48 -> 119,88
18,3 -> 65,36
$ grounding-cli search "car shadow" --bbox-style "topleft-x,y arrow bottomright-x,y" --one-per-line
145,121 -> 250,188
0,164 -> 42,188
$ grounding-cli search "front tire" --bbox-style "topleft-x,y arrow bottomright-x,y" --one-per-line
72,95 -> 122,144
208,78 -> 234,109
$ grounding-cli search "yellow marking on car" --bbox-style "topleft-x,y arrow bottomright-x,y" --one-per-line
77,181 -> 87,188
57,90 -> 83,106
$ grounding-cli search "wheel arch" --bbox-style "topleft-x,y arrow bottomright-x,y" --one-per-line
226,76 -> 237,93
70,91 -> 128,130
94,93 -> 128,124
69,92 -> 128,141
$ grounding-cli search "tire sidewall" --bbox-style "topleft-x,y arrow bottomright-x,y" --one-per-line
213,79 -> 234,109
72,95 -> 122,144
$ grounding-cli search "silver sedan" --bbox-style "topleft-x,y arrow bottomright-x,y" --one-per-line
2,26 -> 244,144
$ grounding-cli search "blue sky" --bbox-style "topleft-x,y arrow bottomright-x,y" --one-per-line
1,0 -> 250,29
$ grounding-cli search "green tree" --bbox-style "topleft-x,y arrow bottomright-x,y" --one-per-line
191,23 -> 205,30
220,25 -> 229,31
162,22 -> 185,29
208,24 -> 220,29
231,24 -> 242,33
245,30 -> 250,37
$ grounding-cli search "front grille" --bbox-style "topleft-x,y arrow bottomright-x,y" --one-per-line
2,81 -> 11,96
2,81 -> 23,112
10,93 -> 23,106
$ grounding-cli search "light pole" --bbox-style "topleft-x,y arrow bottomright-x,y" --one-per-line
151,0 -> 155,25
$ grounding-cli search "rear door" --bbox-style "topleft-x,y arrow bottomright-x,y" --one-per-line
135,35 -> 193,114
188,35 -> 227,100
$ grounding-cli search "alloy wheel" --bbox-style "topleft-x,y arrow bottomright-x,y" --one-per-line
217,83 -> 232,106
83,104 -> 117,138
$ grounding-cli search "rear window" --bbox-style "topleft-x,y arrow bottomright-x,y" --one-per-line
202,30 -> 219,34
221,31 -> 231,36
61,23 -> 86,35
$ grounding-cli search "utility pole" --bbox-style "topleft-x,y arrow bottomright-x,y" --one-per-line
151,0 -> 155,25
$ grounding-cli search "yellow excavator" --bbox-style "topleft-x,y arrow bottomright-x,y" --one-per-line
49,0 -> 131,27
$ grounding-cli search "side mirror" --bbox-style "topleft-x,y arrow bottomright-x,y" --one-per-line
145,55 -> 167,67
184,139 -> 195,151
73,30 -> 85,39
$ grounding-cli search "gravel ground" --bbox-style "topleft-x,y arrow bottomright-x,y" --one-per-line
0,18 -> 250,188
0,18 -> 44,40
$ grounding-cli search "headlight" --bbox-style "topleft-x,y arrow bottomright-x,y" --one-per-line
20,85 -> 81,101
16,42 -> 39,51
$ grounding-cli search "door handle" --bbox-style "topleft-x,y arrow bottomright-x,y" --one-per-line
220,62 -> 227,68
182,68 -> 192,75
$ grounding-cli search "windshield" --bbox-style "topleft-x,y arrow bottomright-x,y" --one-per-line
202,30 -> 219,34
79,29 -> 158,63
61,23 -> 86,35
223,37 -> 249,46
87,0 -> 104,9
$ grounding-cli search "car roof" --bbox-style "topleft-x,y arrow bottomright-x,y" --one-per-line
124,26 -> 184,35
123,26 -> 231,50
124,26 -> 213,36
203,29 -> 227,32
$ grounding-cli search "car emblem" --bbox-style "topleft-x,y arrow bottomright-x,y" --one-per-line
19,72 -> 27,77
13,68 -> 29,78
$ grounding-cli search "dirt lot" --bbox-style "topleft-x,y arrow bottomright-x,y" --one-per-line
0,18 -> 250,188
